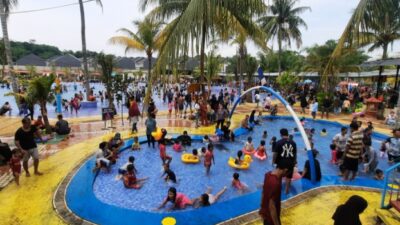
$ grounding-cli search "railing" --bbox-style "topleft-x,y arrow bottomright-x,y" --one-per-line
381,162 -> 400,211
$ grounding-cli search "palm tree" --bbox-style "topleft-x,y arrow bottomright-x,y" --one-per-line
0,0 -> 18,94
258,0 -> 310,75
140,0 -> 266,83
321,0 -> 384,91
358,1 -> 400,59
230,26 -> 268,85
97,53 -> 115,109
205,49 -> 222,93
78,0 -> 102,101
109,17 -> 163,83
27,74 -> 55,134
109,17 -> 164,113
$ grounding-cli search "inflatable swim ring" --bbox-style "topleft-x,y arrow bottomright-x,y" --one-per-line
228,155 -> 252,170
320,132 -> 327,136
181,154 -> 200,164
151,128 -> 163,141
254,151 -> 267,160
243,148 -> 256,155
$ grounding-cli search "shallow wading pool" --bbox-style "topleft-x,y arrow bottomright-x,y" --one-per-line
65,116 -> 389,225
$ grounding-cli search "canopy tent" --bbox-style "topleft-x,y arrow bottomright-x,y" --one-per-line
360,58 -> 400,97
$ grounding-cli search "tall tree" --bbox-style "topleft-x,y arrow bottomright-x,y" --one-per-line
78,0 -> 102,101
358,0 -> 400,59
205,49 -> 222,93
97,53 -> 115,109
230,26 -> 267,84
109,17 -> 163,83
27,74 -> 55,134
321,0 -> 383,92
0,0 -> 18,94
109,17 -> 164,113
141,0 -> 266,83
258,0 -> 310,75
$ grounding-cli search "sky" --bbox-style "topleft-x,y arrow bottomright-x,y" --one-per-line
3,0 -> 399,59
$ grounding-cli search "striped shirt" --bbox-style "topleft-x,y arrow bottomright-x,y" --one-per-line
346,131 -> 364,159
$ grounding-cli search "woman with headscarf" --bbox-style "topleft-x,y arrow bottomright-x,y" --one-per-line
332,195 -> 368,225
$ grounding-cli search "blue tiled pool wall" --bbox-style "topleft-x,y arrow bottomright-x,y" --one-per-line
66,116 -> 389,225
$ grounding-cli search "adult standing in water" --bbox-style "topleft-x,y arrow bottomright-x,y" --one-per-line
275,128 -> 297,194
259,161 -> 290,225
145,115 -> 156,148
14,117 -> 44,177
342,122 -> 364,181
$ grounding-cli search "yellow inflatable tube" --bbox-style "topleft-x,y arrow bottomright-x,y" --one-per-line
151,128 -> 163,141
181,154 -> 200,164
228,155 -> 252,170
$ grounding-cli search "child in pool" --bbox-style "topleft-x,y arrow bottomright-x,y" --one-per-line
118,156 -> 136,175
191,149 -> 199,158
255,140 -> 267,160
374,169 -> 384,180
123,164 -> 148,189
198,147 -> 207,158
131,136 -> 140,150
262,131 -> 268,139
320,128 -> 328,136
330,144 -> 338,164
172,140 -> 182,152
203,135 -> 210,144
158,187 -> 193,210
204,144 -> 215,175
244,137 -> 255,154
291,164 -> 302,181
300,117 -> 306,126
379,138 -> 390,158
159,139 -> 172,165
234,150 -> 243,165
162,163 -> 177,183
9,149 -> 22,185
293,127 -> 299,134
192,186 -> 228,208
232,172 -> 248,193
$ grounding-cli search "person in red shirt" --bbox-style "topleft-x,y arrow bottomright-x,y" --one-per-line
9,149 -> 22,185
123,164 -> 148,189
204,143 -> 215,175
259,161 -> 291,225
159,139 -> 172,165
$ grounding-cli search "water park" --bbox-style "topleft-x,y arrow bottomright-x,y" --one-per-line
0,1 -> 400,225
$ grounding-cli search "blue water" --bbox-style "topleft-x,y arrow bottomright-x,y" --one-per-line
0,83 -> 239,118
93,118 -> 390,212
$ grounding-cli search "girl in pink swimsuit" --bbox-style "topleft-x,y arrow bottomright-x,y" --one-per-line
232,172 -> 248,193
157,187 -> 193,210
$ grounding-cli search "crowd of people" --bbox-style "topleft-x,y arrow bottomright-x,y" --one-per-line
2,80 -> 400,225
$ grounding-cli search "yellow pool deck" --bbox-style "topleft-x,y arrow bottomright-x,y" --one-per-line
247,189 -> 383,225
0,104 -> 398,225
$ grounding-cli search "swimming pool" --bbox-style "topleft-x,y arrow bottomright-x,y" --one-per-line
65,117 -> 390,225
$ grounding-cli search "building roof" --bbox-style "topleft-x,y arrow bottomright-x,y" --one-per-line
15,54 -> 46,66
184,58 -> 200,71
143,57 -> 157,69
116,57 -> 136,70
361,58 -> 400,67
48,54 -> 81,67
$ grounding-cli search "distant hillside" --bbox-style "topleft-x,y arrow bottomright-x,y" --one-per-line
1,40 -> 100,61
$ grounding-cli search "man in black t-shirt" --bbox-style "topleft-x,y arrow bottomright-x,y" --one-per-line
275,128 -> 297,194
321,95 -> 332,119
14,117 -> 44,177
